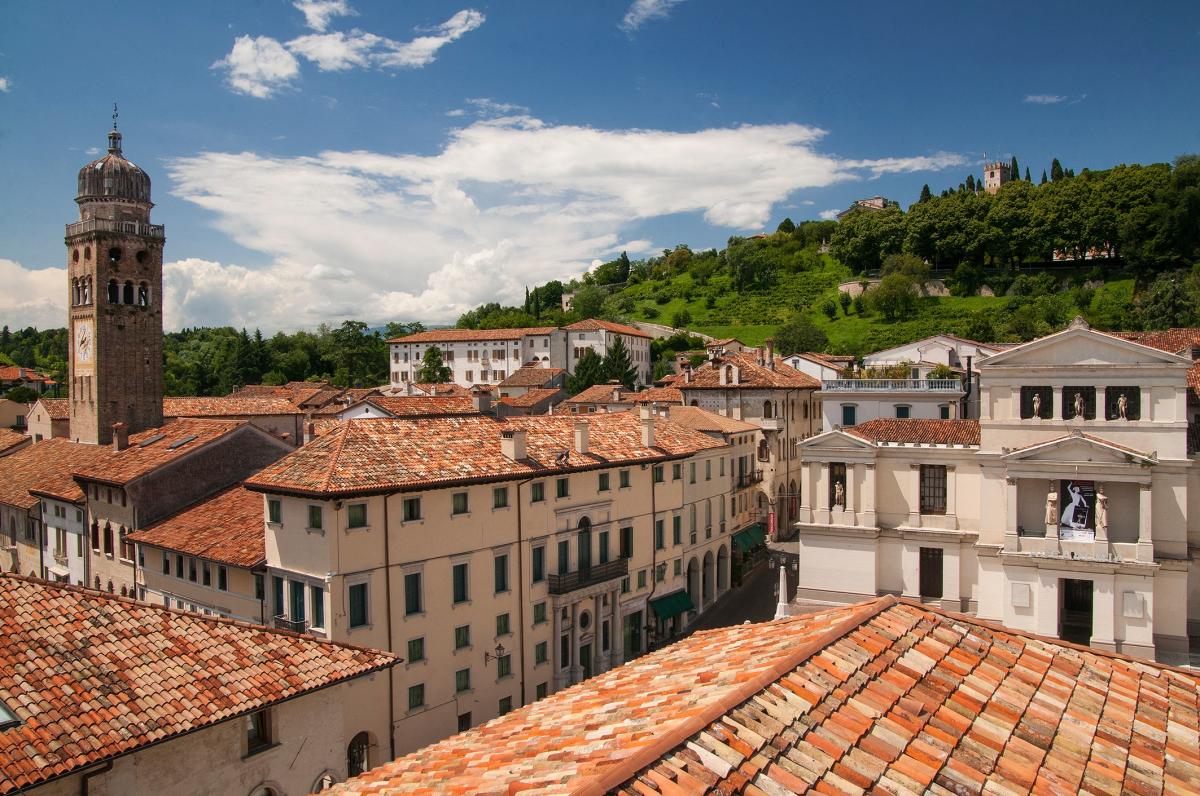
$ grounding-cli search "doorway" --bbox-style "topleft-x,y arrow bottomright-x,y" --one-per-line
919,547 -> 943,600
1059,579 -> 1093,645
580,642 -> 593,680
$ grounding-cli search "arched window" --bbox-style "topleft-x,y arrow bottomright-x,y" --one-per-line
724,365 -> 733,383
763,401 -> 772,419
82,277 -> 91,305
71,278 -> 79,305
107,279 -> 119,304
103,524 -> 113,556
347,732 -> 371,777
108,247 -> 122,264
137,281 -> 150,307
122,281 -> 134,305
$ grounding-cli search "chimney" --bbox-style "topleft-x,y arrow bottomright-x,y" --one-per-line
612,384 -> 621,402
472,387 -> 492,414
683,365 -> 692,384
405,381 -> 415,396
501,428 -> 527,461
573,421 -> 590,455
112,422 -> 129,451
640,403 -> 656,448
765,338 -> 775,370
304,421 -> 315,443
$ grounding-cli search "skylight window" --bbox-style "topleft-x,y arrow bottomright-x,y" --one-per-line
166,434 -> 198,450
138,433 -> 165,447
0,700 -> 20,730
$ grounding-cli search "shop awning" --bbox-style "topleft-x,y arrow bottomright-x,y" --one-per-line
649,589 -> 695,620
733,524 -> 766,553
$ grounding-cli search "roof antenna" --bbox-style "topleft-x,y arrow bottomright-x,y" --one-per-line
112,102 -> 119,131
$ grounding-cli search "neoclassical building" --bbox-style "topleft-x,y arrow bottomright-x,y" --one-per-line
795,319 -> 1196,662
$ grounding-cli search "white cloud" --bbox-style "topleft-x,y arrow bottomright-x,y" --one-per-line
0,259 -> 66,329
464,97 -> 529,118
0,77 -> 10,93
1024,94 -> 1066,105
621,0 -> 685,32
800,199 -> 815,205
212,36 -> 300,98
294,0 -> 355,33
818,209 -> 840,220
374,9 -> 485,68
287,30 -> 381,71
86,147 -> 101,156
445,108 -> 467,117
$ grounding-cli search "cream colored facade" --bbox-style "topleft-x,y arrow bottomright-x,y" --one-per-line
796,320 -> 1198,663
258,416 -> 741,757
138,546 -> 265,623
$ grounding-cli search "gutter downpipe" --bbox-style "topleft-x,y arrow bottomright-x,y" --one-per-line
383,493 -> 396,761
514,476 -> 535,708
644,464 -> 659,651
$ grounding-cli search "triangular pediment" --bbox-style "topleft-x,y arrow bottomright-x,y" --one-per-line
1002,433 -> 1156,465
800,429 -> 877,451
983,322 -> 1192,369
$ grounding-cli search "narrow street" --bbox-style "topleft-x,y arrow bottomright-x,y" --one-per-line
685,552 -> 798,634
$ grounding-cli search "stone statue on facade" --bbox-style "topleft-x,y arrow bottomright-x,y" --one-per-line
1031,393 -> 1041,418
1095,486 -> 1108,536
833,480 -> 845,509
1045,483 -> 1058,527
1116,393 -> 1128,420
1073,391 -> 1085,419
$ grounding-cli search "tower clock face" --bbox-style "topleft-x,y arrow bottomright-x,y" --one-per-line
74,320 -> 93,365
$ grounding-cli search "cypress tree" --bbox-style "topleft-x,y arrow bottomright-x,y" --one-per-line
1024,167 -> 1031,182
965,174 -> 976,193
1051,158 -> 1064,182
1010,155 -> 1020,180
919,184 -> 932,203
1040,170 -> 1048,185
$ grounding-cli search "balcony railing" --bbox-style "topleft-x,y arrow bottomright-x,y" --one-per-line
736,470 -> 764,489
547,558 -> 628,595
273,614 -> 308,634
820,379 -> 962,392
65,218 -> 165,239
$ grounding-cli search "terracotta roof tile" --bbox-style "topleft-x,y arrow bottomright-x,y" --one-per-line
498,366 -> 565,387
564,382 -> 635,405
326,597 -> 1200,795
0,429 -> 30,457
364,395 -> 478,417
0,574 -> 396,793
1111,328 -> 1200,356
667,406 -> 759,434
680,352 -> 820,390
163,395 -> 302,418
496,387 -> 563,408
846,418 -> 981,446
32,397 -> 69,420
405,383 -> 474,397
388,327 -> 557,343
128,485 -> 265,568
632,386 -> 684,405
0,438 -> 109,508
563,319 -> 652,338
1188,363 -> 1200,399
0,366 -> 51,382
245,413 -> 725,498
71,418 -> 250,487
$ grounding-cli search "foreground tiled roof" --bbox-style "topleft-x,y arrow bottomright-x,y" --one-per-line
498,366 -> 565,387
0,429 -> 30,457
680,352 -> 821,390
245,413 -> 725,498
0,438 -> 108,509
328,596 -> 1200,796
129,485 -> 266,568
631,386 -> 684,405
163,395 -> 301,418
847,418 -> 981,446
667,405 -> 759,434
1189,363 -> 1200,399
563,318 -> 651,338
365,395 -> 478,417
0,574 -> 396,794
1112,328 -> 1200,356
496,387 -> 563,408
32,397 -> 69,420
388,326 -> 556,343
564,382 -> 634,405
71,418 -> 249,487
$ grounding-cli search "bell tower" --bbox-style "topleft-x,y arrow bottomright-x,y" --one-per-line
66,108 -> 165,444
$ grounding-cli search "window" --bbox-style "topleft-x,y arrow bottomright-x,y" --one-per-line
408,684 -> 425,710
458,712 -> 472,731
455,624 -> 471,649
939,404 -> 951,420
672,463 -> 682,481
347,503 -> 368,528
654,520 -> 665,550
599,530 -> 610,564
656,563 -> 666,582
1105,386 -> 1140,420
452,492 -> 469,515
161,554 -> 170,574
689,462 -> 696,483
535,682 -> 548,700
218,566 -> 228,591
1061,386 -> 1096,420
706,459 -> 712,481
535,641 -> 548,664
637,570 -> 647,589
620,526 -> 633,559
246,709 -> 272,754
920,465 -> 947,515
402,497 -> 421,522
254,574 -> 264,601
841,404 -> 857,427
497,654 -> 512,678
496,612 -> 511,636
895,405 -> 910,419
404,572 -> 422,615
1019,386 -> 1053,419
919,547 -> 944,599
268,499 -> 281,524
272,576 -> 284,615
348,583 -> 369,628
202,562 -> 211,587
532,546 -> 545,583
310,585 -> 325,629
619,470 -> 630,488
674,559 -> 682,576
598,472 -> 610,492
452,563 -> 469,603
558,540 -> 570,575
499,696 -> 513,715
455,668 -> 471,693
407,637 -> 425,662
556,478 -> 569,499
672,515 -> 681,545
103,525 -> 114,556
493,487 -> 508,509
533,601 -> 547,624
494,554 -> 509,593
531,482 -> 545,502
307,505 -> 323,530
560,633 -> 570,668
829,463 -> 847,508
290,580 -> 306,623
188,558 -> 197,582
652,465 -> 664,483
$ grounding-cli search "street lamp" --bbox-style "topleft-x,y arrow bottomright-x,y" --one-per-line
484,642 -> 507,664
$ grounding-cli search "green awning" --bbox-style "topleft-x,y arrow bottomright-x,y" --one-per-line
649,589 -> 695,620
733,524 -> 766,553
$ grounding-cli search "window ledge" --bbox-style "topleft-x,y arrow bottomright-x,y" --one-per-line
243,741 -> 280,760
304,527 -> 325,536
401,518 -> 424,526
451,512 -> 471,519
266,521 -> 282,530
348,623 -> 373,632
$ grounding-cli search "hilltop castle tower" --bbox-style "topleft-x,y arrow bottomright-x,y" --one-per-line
983,161 -> 1011,194
66,113 -> 165,444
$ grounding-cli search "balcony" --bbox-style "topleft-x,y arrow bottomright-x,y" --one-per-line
820,379 -> 962,392
273,614 -> 308,634
65,218 -> 165,239
736,470 -> 764,489
757,417 -> 782,432
546,558 -> 628,596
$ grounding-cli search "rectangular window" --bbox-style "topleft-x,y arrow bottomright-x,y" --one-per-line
599,530 -> 610,564
619,470 -> 630,488
268,499 -> 281,524
840,404 -> 857,427
920,465 -> 948,515
496,612 -> 511,636
919,547 -> 944,599
408,683 -> 425,710
674,558 -> 682,576
620,526 -> 633,559
310,585 -> 324,629
188,558 -> 197,582
940,404 -> 951,420
453,563 -> 469,603
689,462 -> 696,483
499,695 -> 513,715
307,504 -> 323,530
161,554 -> 170,575
672,515 -> 681,546
829,462 -> 847,508
493,487 -> 509,509
272,576 -> 284,615
458,712 -> 472,731
246,709 -> 272,754
348,582 -> 369,628
656,563 -> 666,582
621,576 -> 630,594
254,574 -> 264,601
706,459 -> 712,481
452,492 -> 469,515
637,570 -> 647,589
895,405 -> 910,419
532,546 -> 545,583
1061,386 -> 1097,420
402,497 -> 421,522
455,624 -> 471,649
652,465 -> 664,483
1104,386 -> 1140,420
497,654 -> 512,678
404,572 -> 422,615
536,682 -> 548,700
1019,386 -> 1053,419
672,463 -> 682,481
202,562 -> 211,587
407,637 -> 425,663
455,668 -> 471,693
654,520 -> 664,550
290,580 -> 306,623
558,540 -> 570,575
533,601 -> 547,624
556,478 -> 569,498
597,472 -> 610,492
560,634 -> 570,668
531,482 -> 545,502
218,566 -> 227,591
494,554 -> 509,593
535,640 -> 548,664
347,503 -> 367,528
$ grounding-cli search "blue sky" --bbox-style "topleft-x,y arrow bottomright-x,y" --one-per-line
2,0 -> 1198,331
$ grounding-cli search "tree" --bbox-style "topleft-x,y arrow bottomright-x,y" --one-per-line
671,308 -> 692,328
918,184 -> 933,203
3,385 -> 38,404
867,274 -> 919,322
416,346 -> 452,383
1024,167 -> 1031,182
838,291 -> 852,315
880,252 -> 931,285
567,349 -> 605,394
829,205 -> 904,273
821,297 -> 838,320
776,217 -> 796,234
965,174 -> 976,193
1010,156 -> 1020,181
1138,270 -> 1197,329
601,335 -> 638,389
1041,170 -> 1048,185
1051,158 -> 1064,182
570,284 -> 605,319
773,313 -> 828,355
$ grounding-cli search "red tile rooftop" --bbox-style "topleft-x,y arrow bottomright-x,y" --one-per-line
71,417 -> 249,487
564,382 -> 634,405
245,413 -> 725,498
163,395 -> 302,417
365,395 -> 479,417
0,429 -> 30,457
498,366 -> 565,387
0,437 -> 109,509
667,405 -> 759,435
846,418 -> 981,446
327,596 -> 1200,796
388,326 -> 557,343
1112,327 -> 1200,356
0,574 -> 396,794
680,352 -> 820,390
563,318 -> 652,339
631,386 -> 683,405
32,397 -> 69,419
129,484 -> 266,568
496,387 -> 562,408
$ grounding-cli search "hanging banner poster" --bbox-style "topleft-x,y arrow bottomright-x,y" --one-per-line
1058,480 -> 1096,541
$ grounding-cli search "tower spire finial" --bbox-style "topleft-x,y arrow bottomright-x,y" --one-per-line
107,103 -> 123,156
112,102 -> 119,131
